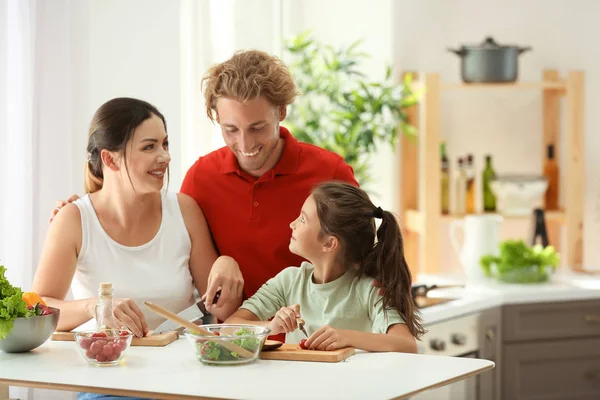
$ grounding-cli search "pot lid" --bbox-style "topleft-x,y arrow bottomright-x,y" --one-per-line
459,36 -> 520,50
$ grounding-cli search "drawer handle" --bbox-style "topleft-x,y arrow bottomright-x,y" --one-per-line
585,315 -> 600,323
585,371 -> 600,380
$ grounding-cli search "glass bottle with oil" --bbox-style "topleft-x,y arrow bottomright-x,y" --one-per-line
96,282 -> 118,334
543,144 -> 559,210
466,154 -> 476,214
482,154 -> 497,212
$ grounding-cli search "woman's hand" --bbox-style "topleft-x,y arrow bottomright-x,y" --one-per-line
103,298 -> 148,337
204,256 -> 244,309
267,304 -> 301,335
305,325 -> 351,351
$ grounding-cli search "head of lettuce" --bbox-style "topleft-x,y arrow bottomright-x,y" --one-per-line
0,265 -> 30,339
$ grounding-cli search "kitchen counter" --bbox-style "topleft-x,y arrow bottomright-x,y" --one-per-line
0,338 -> 493,400
416,271 -> 600,326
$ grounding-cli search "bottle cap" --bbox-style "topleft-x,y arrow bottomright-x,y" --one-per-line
99,282 -> 113,297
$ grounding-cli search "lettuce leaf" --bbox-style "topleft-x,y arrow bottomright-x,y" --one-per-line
480,240 -> 561,283
0,265 -> 29,339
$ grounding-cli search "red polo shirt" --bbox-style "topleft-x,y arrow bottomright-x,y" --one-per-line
180,126 -> 358,299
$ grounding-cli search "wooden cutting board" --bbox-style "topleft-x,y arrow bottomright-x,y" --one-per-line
260,343 -> 355,362
51,331 -> 178,347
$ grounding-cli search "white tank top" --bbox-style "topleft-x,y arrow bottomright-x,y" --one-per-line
71,191 -> 195,330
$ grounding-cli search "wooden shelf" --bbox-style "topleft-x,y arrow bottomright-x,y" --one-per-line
404,209 -> 566,235
441,81 -> 566,91
399,69 -> 585,274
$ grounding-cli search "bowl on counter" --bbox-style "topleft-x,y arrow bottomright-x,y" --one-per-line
0,307 -> 60,353
184,324 -> 270,366
490,263 -> 556,284
74,329 -> 133,366
490,175 -> 548,216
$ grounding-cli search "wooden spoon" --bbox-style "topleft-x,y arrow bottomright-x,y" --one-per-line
144,301 -> 254,358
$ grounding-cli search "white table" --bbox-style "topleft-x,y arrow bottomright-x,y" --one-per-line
0,338 -> 494,400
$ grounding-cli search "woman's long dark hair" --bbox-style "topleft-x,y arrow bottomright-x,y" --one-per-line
84,97 -> 168,193
311,181 -> 425,339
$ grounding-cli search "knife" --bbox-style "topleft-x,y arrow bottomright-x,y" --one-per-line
297,318 -> 308,338
151,290 -> 220,335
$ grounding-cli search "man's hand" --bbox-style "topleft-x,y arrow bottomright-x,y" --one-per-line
49,194 -> 80,223
267,304 -> 301,335
305,325 -> 351,351
203,256 -> 244,310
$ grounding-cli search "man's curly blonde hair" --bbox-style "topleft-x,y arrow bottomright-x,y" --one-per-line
202,50 -> 300,122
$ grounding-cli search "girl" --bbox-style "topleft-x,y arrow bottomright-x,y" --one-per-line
226,181 -> 424,352
32,98 -> 244,340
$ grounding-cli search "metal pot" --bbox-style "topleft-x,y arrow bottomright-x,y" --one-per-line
448,36 -> 531,83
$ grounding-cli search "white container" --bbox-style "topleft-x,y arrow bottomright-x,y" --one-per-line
490,175 -> 548,216
449,214 -> 503,282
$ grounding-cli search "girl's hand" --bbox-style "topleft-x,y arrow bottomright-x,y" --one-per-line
267,304 -> 301,335
305,325 -> 350,351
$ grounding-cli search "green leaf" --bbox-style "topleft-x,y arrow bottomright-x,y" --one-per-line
479,240 -> 561,283
385,65 -> 392,80
346,39 -> 364,54
0,265 -> 28,339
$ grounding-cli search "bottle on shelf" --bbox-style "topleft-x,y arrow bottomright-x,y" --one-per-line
96,282 -> 118,332
441,143 -> 450,215
455,157 -> 467,216
543,144 -> 559,210
482,154 -> 497,212
465,154 -> 475,214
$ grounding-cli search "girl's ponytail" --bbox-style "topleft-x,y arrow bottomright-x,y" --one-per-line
363,209 -> 425,339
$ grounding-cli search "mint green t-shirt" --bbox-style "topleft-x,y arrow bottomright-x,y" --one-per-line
240,262 -> 406,344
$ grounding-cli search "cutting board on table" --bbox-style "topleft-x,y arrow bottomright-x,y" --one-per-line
51,331 -> 178,347
260,343 -> 355,363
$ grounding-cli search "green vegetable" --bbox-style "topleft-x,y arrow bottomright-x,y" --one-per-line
0,265 -> 30,339
29,303 -> 45,317
480,240 -> 560,283
196,327 -> 261,362
232,327 -> 260,352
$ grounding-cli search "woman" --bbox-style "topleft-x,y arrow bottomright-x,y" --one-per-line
32,97 -> 244,340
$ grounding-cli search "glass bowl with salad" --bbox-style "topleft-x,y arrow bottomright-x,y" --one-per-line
480,239 -> 560,284
184,324 -> 270,366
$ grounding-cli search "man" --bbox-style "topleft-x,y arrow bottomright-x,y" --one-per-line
181,49 -> 358,303
51,50 -> 358,318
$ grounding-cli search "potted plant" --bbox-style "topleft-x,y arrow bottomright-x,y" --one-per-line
284,31 -> 420,186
